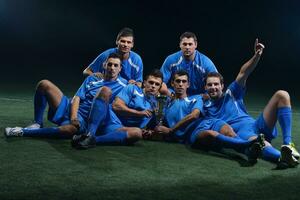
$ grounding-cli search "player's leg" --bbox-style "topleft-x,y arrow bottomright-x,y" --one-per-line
31,79 -> 64,127
86,86 -> 111,137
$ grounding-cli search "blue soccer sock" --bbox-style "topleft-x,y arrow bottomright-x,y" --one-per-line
277,107 -> 292,145
95,131 -> 127,145
215,134 -> 251,152
261,146 -> 281,163
22,127 -> 70,138
33,90 -> 47,126
87,98 -> 108,137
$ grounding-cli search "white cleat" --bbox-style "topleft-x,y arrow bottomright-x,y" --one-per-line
26,123 -> 41,129
284,143 -> 300,160
4,127 -> 24,137
277,145 -> 299,169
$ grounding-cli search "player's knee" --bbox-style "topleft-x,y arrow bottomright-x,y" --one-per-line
59,125 -> 77,135
275,90 -> 290,104
95,86 -> 112,103
36,80 -> 53,92
220,124 -> 236,137
126,128 -> 143,143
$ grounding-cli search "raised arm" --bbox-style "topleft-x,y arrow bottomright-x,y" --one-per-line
235,39 -> 265,87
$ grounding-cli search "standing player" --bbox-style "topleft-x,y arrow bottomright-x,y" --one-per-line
203,39 -> 299,168
160,32 -> 217,95
112,69 -> 163,129
5,53 -> 130,140
83,27 -> 143,87
154,70 -> 264,163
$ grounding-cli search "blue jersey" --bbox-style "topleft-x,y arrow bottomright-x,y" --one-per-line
116,84 -> 157,128
160,50 -> 217,95
164,95 -> 204,139
203,81 -> 255,130
89,48 -> 143,82
75,75 -> 127,120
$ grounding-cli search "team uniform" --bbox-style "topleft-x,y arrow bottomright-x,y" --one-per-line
89,48 -> 143,82
203,81 -> 277,141
160,50 -> 217,95
115,84 -> 157,128
164,95 -> 205,142
17,75 -> 127,138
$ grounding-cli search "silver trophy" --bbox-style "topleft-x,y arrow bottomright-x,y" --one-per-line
155,94 -> 167,126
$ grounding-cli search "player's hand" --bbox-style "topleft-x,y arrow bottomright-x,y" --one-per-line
128,79 -> 137,84
71,118 -> 80,130
93,72 -> 104,79
154,125 -> 172,135
254,38 -> 265,56
140,110 -> 153,118
142,129 -> 154,139
200,93 -> 210,101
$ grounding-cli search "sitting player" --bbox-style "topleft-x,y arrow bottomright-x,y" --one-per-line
154,70 -> 265,163
5,53 -> 141,146
203,39 -> 299,168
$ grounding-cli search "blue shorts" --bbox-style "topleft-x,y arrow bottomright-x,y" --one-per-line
254,113 -> 277,142
96,105 -> 123,136
47,95 -> 87,133
231,114 -> 277,142
189,118 -> 227,144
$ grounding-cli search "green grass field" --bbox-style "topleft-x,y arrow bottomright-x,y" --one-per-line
1,85 -> 300,200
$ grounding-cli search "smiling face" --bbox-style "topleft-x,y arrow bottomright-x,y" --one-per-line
116,36 -> 134,54
104,57 -> 122,80
205,76 -> 224,99
171,74 -> 189,97
179,37 -> 197,59
143,75 -> 162,96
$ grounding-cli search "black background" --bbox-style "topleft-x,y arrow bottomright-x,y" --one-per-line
1,0 -> 300,97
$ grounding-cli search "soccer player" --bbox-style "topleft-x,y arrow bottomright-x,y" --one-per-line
160,32 -> 217,96
112,69 -> 163,129
203,39 -> 299,168
154,70 -> 264,163
4,53 -> 130,140
83,27 -> 143,87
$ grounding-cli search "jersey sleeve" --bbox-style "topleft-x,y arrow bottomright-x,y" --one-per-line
191,95 -> 204,114
202,56 -> 218,73
75,76 -> 94,100
116,84 -> 134,105
135,57 -> 143,82
88,51 -> 108,73
160,56 -> 172,84
228,81 -> 246,100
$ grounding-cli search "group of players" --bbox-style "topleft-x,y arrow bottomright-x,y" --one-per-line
5,27 -> 300,169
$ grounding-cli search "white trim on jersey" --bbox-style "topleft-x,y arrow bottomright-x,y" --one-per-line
128,58 -> 139,72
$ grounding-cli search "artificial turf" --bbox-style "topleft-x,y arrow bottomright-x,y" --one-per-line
1,86 -> 300,200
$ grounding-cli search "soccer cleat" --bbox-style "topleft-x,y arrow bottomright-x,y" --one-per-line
277,145 -> 299,169
246,142 -> 263,164
286,143 -> 300,160
71,134 -> 88,148
4,127 -> 24,137
75,133 -> 96,150
26,123 -> 41,129
256,134 -> 266,148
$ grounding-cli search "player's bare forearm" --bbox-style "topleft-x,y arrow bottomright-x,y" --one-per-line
112,98 -> 150,117
236,39 -> 265,87
171,109 -> 200,133
70,96 -> 80,120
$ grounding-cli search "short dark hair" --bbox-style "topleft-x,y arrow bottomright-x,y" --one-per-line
106,53 -> 122,62
171,70 -> 189,82
205,72 -> 224,85
116,27 -> 134,41
144,69 -> 163,81
180,32 -> 197,43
